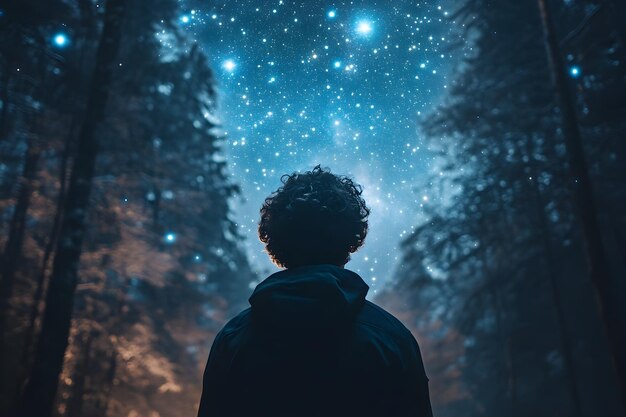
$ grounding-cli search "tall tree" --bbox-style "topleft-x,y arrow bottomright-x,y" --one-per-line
537,0 -> 626,404
17,1 -> 127,416
0,0 -> 257,416
391,0 -> 626,415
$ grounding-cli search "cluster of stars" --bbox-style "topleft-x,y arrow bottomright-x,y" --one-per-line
175,1 -> 464,289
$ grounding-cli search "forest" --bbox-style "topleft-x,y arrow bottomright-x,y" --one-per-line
0,0 -> 625,417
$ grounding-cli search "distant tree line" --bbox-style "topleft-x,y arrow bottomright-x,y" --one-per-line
0,1 -> 256,417
380,0 -> 626,416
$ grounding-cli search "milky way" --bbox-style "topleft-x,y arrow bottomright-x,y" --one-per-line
180,0 -> 463,293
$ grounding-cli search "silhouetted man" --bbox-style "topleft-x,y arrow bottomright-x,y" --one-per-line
197,165 -> 433,417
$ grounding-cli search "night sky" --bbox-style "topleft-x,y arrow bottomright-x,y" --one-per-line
179,0 -> 464,293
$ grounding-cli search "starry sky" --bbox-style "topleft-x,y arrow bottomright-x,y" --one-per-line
180,0 -> 463,294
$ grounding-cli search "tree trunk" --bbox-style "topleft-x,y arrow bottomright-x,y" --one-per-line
0,136 -> 40,289
0,26 -> 17,142
0,68 -> 11,141
521,130 -> 584,416
490,286 -> 518,416
0,139 -> 40,333
538,0 -> 626,409
18,121 -> 74,391
530,174 -> 583,417
17,1 -> 126,416
18,0 -> 98,384
0,138 -> 40,415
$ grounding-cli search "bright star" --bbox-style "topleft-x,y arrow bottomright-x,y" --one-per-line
53,33 -> 68,47
328,10 -> 336,18
180,15 -> 190,24
164,233 -> 177,243
223,59 -> 236,72
356,20 -> 373,36
569,66 -> 581,78
334,61 -> 341,68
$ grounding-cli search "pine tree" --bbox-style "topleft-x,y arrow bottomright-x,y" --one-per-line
18,1 -> 127,416
1,0 -> 257,416
391,0 -> 626,415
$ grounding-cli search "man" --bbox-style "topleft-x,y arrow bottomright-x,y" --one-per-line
197,165 -> 433,417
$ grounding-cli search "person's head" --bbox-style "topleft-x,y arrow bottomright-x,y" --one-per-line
258,165 -> 370,269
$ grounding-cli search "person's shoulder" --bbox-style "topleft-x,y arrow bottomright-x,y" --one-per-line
216,307 -> 252,342
356,300 -> 415,342
350,301 -> 423,372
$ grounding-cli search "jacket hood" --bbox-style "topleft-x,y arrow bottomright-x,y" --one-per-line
248,264 -> 369,330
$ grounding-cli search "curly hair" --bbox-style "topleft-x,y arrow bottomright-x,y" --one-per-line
258,165 -> 370,269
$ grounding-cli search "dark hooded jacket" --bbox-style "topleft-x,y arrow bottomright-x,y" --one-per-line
197,264 -> 433,417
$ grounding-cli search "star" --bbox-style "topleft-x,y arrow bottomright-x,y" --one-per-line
223,59 -> 237,72
53,33 -> 69,47
356,20 -> 373,36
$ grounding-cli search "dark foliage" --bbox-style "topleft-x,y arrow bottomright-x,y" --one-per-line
0,0 -> 257,416
380,0 -> 626,416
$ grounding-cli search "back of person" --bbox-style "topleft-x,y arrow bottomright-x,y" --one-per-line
197,166 -> 432,417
